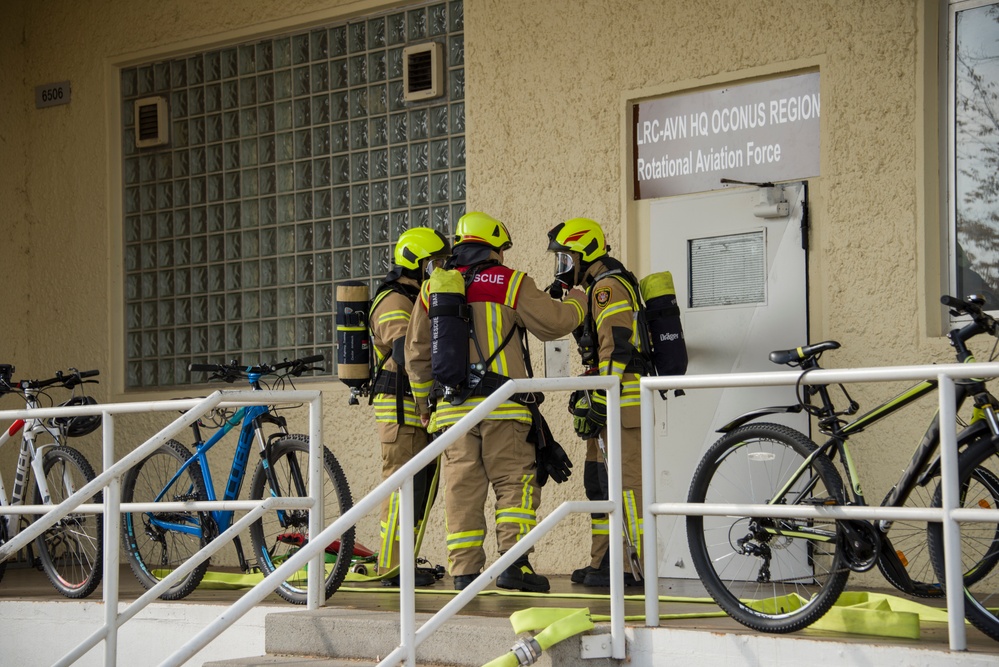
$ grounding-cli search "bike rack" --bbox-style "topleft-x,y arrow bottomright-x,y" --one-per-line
639,361 -> 999,652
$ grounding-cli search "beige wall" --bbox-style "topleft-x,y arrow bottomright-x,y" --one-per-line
0,0 -> 962,583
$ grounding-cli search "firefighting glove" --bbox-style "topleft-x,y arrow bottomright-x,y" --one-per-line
527,404 -> 573,486
537,441 -> 573,486
572,390 -> 606,439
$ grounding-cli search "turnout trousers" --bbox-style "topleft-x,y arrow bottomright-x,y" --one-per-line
443,419 -> 539,577
587,423 -> 643,570
377,422 -> 435,573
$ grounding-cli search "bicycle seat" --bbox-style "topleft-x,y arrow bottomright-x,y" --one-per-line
769,341 -> 840,366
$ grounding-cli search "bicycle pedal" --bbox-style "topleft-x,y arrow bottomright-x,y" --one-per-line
803,497 -> 839,506
276,532 -> 305,547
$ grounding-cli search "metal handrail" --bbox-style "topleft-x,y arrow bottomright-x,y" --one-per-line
1,376 -> 626,666
0,390 -> 326,666
639,360 -> 999,652
168,375 -> 625,667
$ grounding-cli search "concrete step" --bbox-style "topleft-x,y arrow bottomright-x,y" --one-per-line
206,658 -> 379,667
203,607 -> 618,667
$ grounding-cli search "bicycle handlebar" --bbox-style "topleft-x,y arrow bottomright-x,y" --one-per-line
188,355 -> 326,383
9,368 -> 101,392
942,294 -> 999,360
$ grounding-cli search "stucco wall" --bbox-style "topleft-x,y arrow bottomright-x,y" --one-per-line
0,0 -> 962,588
0,3 -> 30,365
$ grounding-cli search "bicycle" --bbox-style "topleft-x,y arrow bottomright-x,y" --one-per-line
685,294 -> 999,634
0,364 -> 104,599
927,299 -> 999,641
120,355 -> 355,605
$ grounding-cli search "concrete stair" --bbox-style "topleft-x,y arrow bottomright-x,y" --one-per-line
204,607 -> 619,667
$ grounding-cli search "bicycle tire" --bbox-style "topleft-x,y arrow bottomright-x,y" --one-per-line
32,445 -> 103,598
878,463 -> 999,597
248,434 -> 355,605
927,435 -> 999,641
121,439 -> 211,600
686,422 -> 849,633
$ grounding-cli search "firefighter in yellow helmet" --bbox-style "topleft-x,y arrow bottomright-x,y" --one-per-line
370,226 -> 450,587
405,211 -> 586,592
547,217 -> 646,587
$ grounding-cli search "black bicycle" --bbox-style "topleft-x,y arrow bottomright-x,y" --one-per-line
685,294 -> 999,634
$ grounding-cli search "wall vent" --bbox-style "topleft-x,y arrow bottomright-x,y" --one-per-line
402,42 -> 444,102
134,96 -> 169,148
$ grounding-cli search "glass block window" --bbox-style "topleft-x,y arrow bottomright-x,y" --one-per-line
120,1 -> 465,388
688,231 -> 766,308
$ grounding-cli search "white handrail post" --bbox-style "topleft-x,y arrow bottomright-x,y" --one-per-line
102,409 -> 119,667
937,373 -> 967,651
400,475 -> 416,667
640,380 -> 659,627
308,392 -> 324,609
605,379 -> 625,660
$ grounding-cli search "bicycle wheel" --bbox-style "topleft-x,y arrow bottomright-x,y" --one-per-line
878,463 -> 999,597
248,434 -> 354,605
927,436 -> 999,641
121,439 -> 211,600
686,423 -> 849,633
32,445 -> 103,598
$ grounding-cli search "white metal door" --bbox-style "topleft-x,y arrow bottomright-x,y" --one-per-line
648,182 -> 809,578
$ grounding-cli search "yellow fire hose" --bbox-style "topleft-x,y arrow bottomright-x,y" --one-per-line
183,570 -> 958,663
482,607 -> 594,667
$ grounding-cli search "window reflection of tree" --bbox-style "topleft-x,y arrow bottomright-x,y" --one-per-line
956,4 -> 999,308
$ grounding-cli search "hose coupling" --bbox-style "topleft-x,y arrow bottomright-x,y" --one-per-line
511,636 -> 543,666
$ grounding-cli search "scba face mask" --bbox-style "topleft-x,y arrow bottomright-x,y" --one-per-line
425,257 -> 447,276
554,251 -> 576,287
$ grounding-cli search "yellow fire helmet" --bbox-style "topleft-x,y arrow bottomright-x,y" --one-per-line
546,217 -> 607,263
453,211 -> 513,251
394,227 -> 451,271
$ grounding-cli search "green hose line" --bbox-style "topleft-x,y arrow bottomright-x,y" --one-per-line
482,607 -> 594,667
190,571 -> 957,643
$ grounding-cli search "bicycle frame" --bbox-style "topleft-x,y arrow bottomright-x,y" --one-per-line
0,394 -> 70,538
763,375 -> 996,541
145,400 -> 280,539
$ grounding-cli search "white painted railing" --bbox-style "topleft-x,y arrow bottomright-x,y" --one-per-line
167,375 -> 625,667
0,390 -> 327,667
369,375 -> 625,666
0,376 -> 627,666
639,361 -> 999,652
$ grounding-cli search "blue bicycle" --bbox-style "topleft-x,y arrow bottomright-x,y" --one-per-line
120,355 -> 355,604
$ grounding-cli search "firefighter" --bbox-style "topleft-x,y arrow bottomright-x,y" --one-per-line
370,226 -> 451,587
547,217 -> 646,587
405,211 -> 586,592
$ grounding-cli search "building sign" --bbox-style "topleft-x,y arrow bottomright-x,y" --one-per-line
35,81 -> 71,109
634,72 -> 820,199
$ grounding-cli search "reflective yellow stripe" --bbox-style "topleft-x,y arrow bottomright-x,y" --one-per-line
485,301 -> 510,376
505,270 -> 525,307
434,396 -> 532,425
447,530 -> 485,551
595,301 -> 631,329
411,379 -> 433,401
373,395 -> 421,425
378,490 -> 401,569
591,517 -> 609,536
377,309 -> 410,325
623,490 -> 643,558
